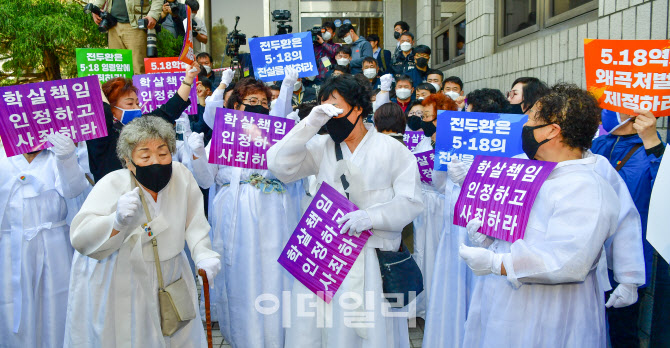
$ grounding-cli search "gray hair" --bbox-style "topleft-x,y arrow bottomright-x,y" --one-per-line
116,116 -> 176,167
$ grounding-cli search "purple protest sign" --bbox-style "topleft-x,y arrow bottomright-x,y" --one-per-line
414,150 -> 434,184
208,108 -> 294,169
278,182 -> 372,303
0,75 -> 107,157
454,155 -> 557,243
404,131 -> 425,152
133,73 -> 197,115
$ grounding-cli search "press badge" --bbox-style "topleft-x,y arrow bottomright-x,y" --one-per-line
321,56 -> 331,68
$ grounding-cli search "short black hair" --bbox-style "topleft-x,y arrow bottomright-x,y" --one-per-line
414,45 -> 431,55
297,101 -> 318,120
443,76 -> 464,90
332,65 -> 350,74
185,0 -> 199,12
322,21 -> 336,32
366,34 -> 380,44
362,56 -> 378,67
199,78 -> 212,91
335,45 -> 352,57
535,83 -> 601,150
511,77 -> 550,113
466,88 -> 509,113
318,74 -> 372,120
426,69 -> 444,80
395,74 -> 413,86
394,21 -> 410,32
337,23 -> 356,39
269,84 -> 281,91
196,52 -> 212,63
400,32 -> 414,41
374,103 -> 406,134
417,83 -> 437,94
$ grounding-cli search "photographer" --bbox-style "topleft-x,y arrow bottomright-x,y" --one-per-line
313,21 -> 338,82
157,0 -> 187,38
89,0 -> 162,74
196,52 -> 220,86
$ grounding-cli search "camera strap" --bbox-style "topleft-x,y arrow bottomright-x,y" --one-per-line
139,0 -> 145,19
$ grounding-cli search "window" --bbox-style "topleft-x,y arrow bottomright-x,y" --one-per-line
497,0 -> 597,45
432,0 -> 466,69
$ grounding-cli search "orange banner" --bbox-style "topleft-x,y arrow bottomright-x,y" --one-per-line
584,39 -> 670,117
179,5 -> 195,66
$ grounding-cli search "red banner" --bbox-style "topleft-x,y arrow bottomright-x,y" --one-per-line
179,5 -> 195,65
144,57 -> 189,74
584,39 -> 670,117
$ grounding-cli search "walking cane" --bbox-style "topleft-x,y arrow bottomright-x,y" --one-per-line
198,269 -> 213,348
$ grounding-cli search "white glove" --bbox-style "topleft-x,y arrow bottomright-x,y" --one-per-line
220,69 -> 235,88
337,210 -> 373,237
380,74 -> 393,92
466,218 -> 491,247
47,132 -> 76,160
188,132 -> 206,159
447,159 -> 469,186
606,283 -> 638,308
197,257 -> 221,289
458,244 -> 504,276
306,104 -> 343,128
282,66 -> 299,88
113,187 -> 143,233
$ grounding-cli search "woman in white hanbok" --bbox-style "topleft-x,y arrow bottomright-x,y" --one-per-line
64,116 -> 220,348
0,133 -> 88,347
268,74 -> 424,348
187,68 -> 304,348
458,85 -> 621,348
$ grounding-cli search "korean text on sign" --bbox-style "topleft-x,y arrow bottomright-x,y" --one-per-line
414,150 -> 435,184
144,57 -> 189,74
278,182 -> 372,303
208,108 -> 295,170
584,39 -> 670,117
76,48 -> 133,83
0,75 -> 108,157
404,131 -> 425,152
434,110 -> 527,171
249,32 -> 319,82
133,73 -> 198,115
453,155 -> 557,243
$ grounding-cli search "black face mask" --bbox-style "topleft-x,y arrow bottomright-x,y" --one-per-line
326,107 -> 357,143
393,31 -> 401,40
521,124 -> 552,160
407,115 -> 422,131
416,58 -> 429,69
132,161 -> 173,192
421,120 -> 437,137
243,104 -> 270,115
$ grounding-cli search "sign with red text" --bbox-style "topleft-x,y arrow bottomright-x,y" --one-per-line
584,39 -> 670,117
144,57 -> 189,74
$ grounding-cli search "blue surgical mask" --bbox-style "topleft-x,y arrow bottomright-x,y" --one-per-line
601,109 -> 631,133
115,106 -> 143,124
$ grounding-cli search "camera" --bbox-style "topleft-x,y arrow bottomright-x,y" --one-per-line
164,0 -> 180,13
138,18 -> 148,30
146,29 -> 158,57
311,26 -> 322,44
83,3 -> 118,33
272,10 -> 292,35
225,16 -> 247,58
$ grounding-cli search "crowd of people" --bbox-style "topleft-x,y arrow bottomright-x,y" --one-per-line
1,16 -> 669,348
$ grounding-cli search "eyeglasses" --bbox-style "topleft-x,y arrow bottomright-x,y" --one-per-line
421,113 -> 434,120
408,110 -> 423,117
506,90 -> 519,99
242,97 -> 268,107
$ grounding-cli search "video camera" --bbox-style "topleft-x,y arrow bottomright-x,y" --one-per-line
226,16 -> 247,58
83,3 -> 118,33
311,26 -> 322,44
272,10 -> 292,35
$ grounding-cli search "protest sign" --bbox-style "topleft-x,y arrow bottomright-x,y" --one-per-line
178,5 -> 195,65
278,182 -> 372,303
76,48 -> 133,83
144,57 -> 189,74
647,144 -> 670,263
584,39 -> 670,117
454,155 -> 556,243
248,32 -> 318,82
434,110 -> 527,170
208,108 -> 294,169
414,150 -> 434,184
404,131 -> 425,152
133,73 -> 198,115
0,76 -> 107,157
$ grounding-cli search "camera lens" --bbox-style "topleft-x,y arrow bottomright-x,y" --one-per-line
146,29 -> 158,58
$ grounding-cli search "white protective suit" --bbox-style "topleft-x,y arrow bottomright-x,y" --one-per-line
267,116 -> 424,348
64,162 -> 219,348
0,149 -> 88,347
190,80 -> 303,348
461,154 -> 620,348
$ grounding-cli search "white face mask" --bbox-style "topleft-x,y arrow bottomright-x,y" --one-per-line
445,91 -> 460,100
400,42 -> 412,52
430,83 -> 441,92
396,88 -> 412,100
363,68 -> 377,79
293,81 -> 303,92
322,31 -> 332,41
343,34 -> 353,45
203,65 -> 212,74
336,58 -> 350,66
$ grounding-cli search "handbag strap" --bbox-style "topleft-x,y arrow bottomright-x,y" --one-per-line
131,173 -> 164,290
334,142 -> 350,199
615,143 -> 643,172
